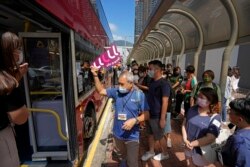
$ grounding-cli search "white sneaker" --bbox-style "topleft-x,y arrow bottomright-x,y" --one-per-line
141,151 -> 155,161
222,121 -> 228,125
167,138 -> 172,148
153,153 -> 169,161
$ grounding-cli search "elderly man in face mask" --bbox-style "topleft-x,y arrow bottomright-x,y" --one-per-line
91,67 -> 149,167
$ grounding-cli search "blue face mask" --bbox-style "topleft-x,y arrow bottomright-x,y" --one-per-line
119,86 -> 129,94
148,70 -> 155,78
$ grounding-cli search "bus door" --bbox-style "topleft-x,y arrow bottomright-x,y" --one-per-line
19,33 -> 69,161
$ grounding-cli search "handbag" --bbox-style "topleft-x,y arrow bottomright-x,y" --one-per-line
0,70 -> 18,95
200,115 -> 232,163
200,142 -> 217,163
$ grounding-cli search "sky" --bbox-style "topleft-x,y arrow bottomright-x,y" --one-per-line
101,0 -> 135,43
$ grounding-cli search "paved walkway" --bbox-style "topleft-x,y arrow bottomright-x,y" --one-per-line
102,118 -> 187,167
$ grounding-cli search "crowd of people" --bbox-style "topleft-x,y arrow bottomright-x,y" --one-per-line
91,59 -> 250,167
0,31 -> 248,167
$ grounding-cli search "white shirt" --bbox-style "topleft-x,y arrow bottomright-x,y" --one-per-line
224,76 -> 232,99
231,75 -> 240,92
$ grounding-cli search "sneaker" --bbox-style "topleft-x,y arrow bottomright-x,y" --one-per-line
141,151 -> 155,161
167,138 -> 172,148
222,121 -> 228,125
221,121 -> 228,128
153,153 -> 169,161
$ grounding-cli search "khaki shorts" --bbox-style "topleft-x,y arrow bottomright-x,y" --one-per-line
0,126 -> 20,167
113,137 -> 139,167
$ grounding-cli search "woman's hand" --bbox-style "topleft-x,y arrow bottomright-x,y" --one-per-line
184,140 -> 193,150
181,89 -> 186,94
15,63 -> 28,81
8,105 -> 29,125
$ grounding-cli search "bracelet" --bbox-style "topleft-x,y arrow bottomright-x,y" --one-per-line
93,75 -> 98,77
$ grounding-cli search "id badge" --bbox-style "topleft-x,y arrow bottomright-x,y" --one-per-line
118,113 -> 127,121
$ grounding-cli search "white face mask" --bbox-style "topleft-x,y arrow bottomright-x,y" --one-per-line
148,70 -> 155,78
118,86 -> 129,94
16,52 -> 24,65
196,97 -> 209,108
139,72 -> 144,78
133,75 -> 139,83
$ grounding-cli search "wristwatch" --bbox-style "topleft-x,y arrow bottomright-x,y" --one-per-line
135,118 -> 139,124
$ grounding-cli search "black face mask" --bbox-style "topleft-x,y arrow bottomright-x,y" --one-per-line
174,72 -> 180,76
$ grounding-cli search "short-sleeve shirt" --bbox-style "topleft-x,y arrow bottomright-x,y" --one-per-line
139,75 -> 152,96
106,87 -> 149,141
165,71 -> 172,80
186,106 -> 221,155
147,78 -> 171,119
184,76 -> 197,100
221,129 -> 250,167
191,82 -> 222,102
169,75 -> 184,90
185,76 -> 197,91
0,87 -> 26,130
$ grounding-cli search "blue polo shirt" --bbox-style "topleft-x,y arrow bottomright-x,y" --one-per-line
106,87 -> 149,141
222,129 -> 250,167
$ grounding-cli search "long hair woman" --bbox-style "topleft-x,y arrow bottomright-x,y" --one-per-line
0,32 -> 29,167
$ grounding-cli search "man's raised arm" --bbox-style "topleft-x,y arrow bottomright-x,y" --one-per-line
91,67 -> 107,96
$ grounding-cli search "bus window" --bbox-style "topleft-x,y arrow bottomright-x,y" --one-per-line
25,38 -> 62,99
74,39 -> 96,97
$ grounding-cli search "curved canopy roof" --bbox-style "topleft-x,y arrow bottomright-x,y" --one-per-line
129,0 -> 250,62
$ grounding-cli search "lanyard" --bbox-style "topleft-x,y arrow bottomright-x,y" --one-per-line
122,90 -> 135,112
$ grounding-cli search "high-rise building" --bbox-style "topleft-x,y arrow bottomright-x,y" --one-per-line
134,0 -> 160,42
135,0 -> 144,42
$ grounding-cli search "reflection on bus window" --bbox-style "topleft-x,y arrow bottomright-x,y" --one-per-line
75,43 -> 95,96
24,38 -> 62,100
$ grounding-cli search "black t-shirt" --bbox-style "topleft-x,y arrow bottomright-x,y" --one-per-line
148,78 -> 171,118
142,75 -> 152,87
0,87 -> 26,130
141,75 -> 152,94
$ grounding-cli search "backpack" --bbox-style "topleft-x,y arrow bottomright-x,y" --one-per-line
194,82 -> 218,99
